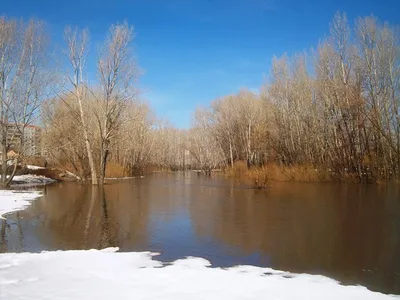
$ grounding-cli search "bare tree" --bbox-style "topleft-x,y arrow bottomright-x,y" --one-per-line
0,17 -> 51,187
64,27 -> 98,185
96,22 -> 138,184
42,97 -> 90,180
189,108 -> 224,174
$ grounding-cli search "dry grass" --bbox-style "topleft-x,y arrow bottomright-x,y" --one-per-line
226,161 -> 331,188
105,163 -> 129,178
23,156 -> 47,167
246,167 -> 269,189
227,161 -> 269,189
265,163 -> 330,182
226,161 -> 248,177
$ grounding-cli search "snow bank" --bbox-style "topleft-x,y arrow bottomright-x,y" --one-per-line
12,174 -> 56,185
65,171 -> 81,180
0,248 -> 396,300
105,176 -> 145,180
26,165 -> 45,170
105,176 -> 137,180
0,190 -> 41,219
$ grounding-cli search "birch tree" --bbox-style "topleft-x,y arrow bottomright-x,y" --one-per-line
64,27 -> 98,184
355,16 -> 400,178
96,22 -> 138,184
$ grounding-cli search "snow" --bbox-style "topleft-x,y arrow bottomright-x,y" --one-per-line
106,176 -> 136,180
26,165 -> 45,170
11,174 -> 56,185
65,171 -> 81,180
0,190 -> 41,219
0,248 -> 397,300
106,176 -> 145,180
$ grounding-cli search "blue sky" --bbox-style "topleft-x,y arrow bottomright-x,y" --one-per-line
1,0 -> 399,128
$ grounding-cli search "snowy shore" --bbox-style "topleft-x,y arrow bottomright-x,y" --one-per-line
0,189 -> 41,219
11,174 -> 56,186
0,190 -> 398,299
0,248 -> 397,300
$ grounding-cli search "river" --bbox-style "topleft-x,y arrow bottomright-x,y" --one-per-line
1,172 -> 399,294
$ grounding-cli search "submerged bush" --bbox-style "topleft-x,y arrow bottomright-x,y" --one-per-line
227,161 -> 269,189
266,164 -> 330,182
226,161 -> 248,177
105,163 -> 129,178
226,162 -> 334,188
246,167 -> 269,189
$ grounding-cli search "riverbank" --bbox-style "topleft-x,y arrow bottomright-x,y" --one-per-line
0,190 -> 41,219
22,166 -> 79,182
0,247 -> 396,300
11,174 -> 57,186
226,162 -> 327,188
226,162 -> 400,188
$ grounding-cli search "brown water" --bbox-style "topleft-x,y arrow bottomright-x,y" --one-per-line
1,172 -> 400,294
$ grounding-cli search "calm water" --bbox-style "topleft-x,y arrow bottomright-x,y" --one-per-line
1,172 -> 400,294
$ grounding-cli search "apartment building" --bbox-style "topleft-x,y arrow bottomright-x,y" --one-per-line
1,124 -> 42,157
23,125 -> 42,156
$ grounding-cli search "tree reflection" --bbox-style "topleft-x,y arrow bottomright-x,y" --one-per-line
9,181 -> 150,251
189,183 -> 400,294
0,219 -> 7,252
98,186 -> 119,249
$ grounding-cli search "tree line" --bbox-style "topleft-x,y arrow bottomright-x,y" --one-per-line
1,12 -> 399,186
0,16 -> 186,186
188,12 -> 400,182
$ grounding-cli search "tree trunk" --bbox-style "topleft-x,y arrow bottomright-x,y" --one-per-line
85,136 -> 98,185
1,129 -> 7,187
5,159 -> 18,187
229,139 -> 234,168
99,144 -> 109,184
77,90 -> 98,185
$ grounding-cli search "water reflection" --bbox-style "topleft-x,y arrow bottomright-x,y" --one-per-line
1,173 -> 400,294
189,182 -> 400,293
2,182 -> 150,251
